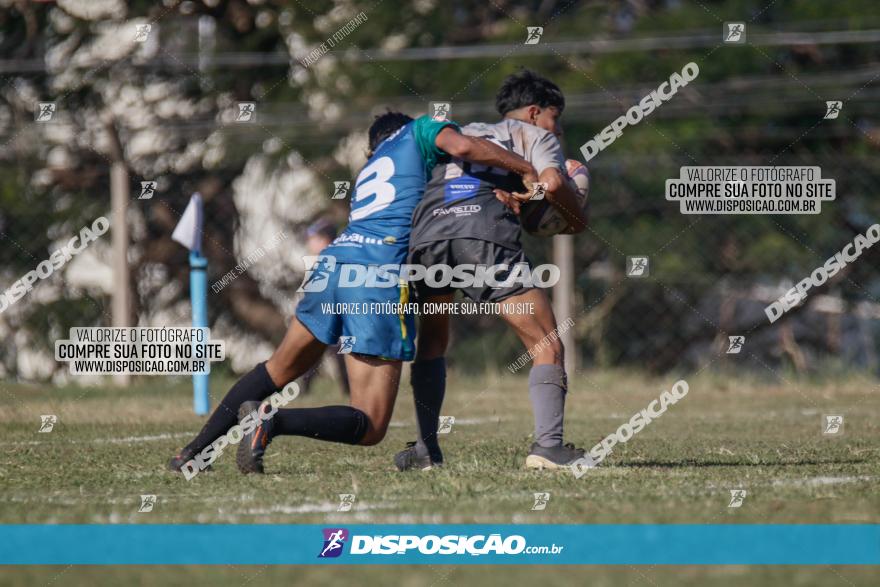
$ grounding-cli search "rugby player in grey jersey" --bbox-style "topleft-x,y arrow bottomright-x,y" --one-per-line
394,70 -> 588,472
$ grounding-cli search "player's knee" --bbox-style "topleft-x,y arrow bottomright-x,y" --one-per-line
359,422 -> 388,446
534,337 -> 565,365
265,355 -> 296,386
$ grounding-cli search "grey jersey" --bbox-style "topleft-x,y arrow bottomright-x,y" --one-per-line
410,119 -> 565,251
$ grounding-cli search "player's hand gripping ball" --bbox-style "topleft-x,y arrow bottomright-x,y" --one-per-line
520,159 -> 589,236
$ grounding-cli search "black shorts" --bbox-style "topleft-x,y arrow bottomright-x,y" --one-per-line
408,238 -> 532,303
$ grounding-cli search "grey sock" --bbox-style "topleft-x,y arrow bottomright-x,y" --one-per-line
529,364 -> 567,448
411,357 -> 446,462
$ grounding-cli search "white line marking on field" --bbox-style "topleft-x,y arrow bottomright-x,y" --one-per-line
453,417 -> 510,425
0,432 -> 192,446
107,432 -> 193,444
772,475 -> 874,488
388,416 -> 510,428
235,502 -> 391,515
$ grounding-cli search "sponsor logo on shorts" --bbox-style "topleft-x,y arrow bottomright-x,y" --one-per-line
433,204 -> 481,217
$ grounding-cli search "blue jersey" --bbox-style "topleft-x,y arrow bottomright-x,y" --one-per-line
322,116 -> 456,265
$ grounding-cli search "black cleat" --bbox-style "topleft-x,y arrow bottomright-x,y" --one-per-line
167,448 -> 211,473
525,442 -> 585,470
394,441 -> 442,471
236,400 -> 275,474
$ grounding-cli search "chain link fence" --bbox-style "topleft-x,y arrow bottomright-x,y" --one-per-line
2,3 -> 880,382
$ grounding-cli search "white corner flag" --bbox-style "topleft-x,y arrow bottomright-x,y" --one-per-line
172,193 -> 204,253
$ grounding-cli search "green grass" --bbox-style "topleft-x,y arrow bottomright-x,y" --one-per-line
0,369 -> 878,585
1,369 -> 878,524
2,566 -> 879,587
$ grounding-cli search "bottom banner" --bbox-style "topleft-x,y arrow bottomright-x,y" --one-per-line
1,524 -> 878,565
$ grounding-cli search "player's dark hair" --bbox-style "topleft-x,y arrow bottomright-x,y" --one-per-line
306,217 -> 337,241
495,69 -> 565,115
368,111 -> 414,154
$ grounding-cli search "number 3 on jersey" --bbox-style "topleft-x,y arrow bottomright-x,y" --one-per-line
350,156 -> 396,221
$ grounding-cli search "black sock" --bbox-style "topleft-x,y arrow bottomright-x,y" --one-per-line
411,357 -> 446,461
270,406 -> 368,445
184,362 -> 278,455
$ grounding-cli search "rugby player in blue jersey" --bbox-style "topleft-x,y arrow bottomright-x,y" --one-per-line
168,111 -> 537,474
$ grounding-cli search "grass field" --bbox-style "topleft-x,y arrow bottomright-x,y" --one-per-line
2,565 -> 879,587
1,367 -> 878,585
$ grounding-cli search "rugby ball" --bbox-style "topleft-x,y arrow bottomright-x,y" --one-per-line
521,160 -> 589,237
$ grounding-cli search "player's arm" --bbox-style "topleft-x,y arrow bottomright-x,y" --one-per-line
493,170 -> 586,233
434,127 -> 538,185
536,167 -> 588,234
494,128 -> 588,233
495,167 -> 587,234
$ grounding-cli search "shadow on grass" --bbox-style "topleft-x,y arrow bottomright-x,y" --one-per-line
613,457 -> 868,468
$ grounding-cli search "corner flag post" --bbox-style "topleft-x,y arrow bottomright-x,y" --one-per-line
172,193 -> 210,415
190,249 -> 209,415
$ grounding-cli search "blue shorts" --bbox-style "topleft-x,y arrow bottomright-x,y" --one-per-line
295,264 -> 415,361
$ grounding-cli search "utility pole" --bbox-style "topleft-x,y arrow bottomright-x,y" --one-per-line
553,234 -> 576,377
107,120 -> 131,385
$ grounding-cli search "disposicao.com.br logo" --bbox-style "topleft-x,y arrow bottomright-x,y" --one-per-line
298,255 -> 560,293
318,528 -> 564,558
